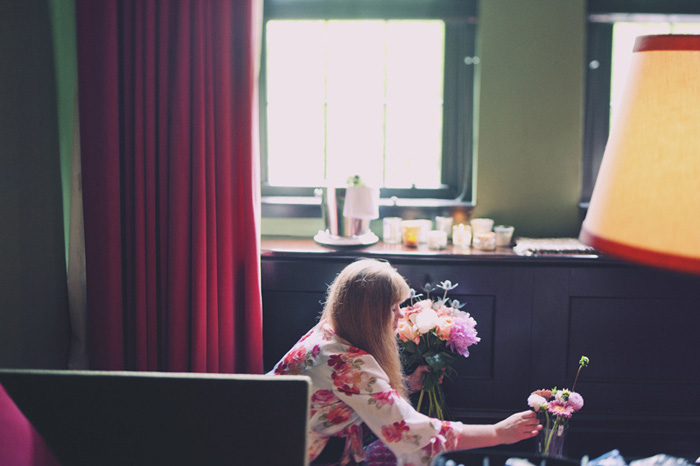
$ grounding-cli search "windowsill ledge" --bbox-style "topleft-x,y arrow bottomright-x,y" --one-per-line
262,196 -> 475,219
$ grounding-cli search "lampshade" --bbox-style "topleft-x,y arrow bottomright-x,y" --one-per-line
343,185 -> 380,220
580,35 -> 700,274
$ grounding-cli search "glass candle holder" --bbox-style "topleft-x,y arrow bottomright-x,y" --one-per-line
427,230 -> 448,250
470,218 -> 494,234
472,231 -> 496,251
416,219 -> 433,244
435,216 -> 454,238
452,224 -> 472,248
401,221 -> 422,248
494,225 -> 515,247
382,217 -> 403,244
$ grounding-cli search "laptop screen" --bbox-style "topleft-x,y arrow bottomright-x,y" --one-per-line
0,369 -> 310,466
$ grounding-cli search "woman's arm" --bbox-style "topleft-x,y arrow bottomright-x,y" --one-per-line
456,410 -> 542,450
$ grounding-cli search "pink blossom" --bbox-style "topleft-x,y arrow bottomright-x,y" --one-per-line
567,392 -> 584,411
547,400 -> 575,418
527,394 -> 548,411
435,315 -> 455,340
446,317 -> 480,357
397,320 -> 420,344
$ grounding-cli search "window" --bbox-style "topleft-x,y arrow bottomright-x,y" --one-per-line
582,0 -> 700,206
260,0 -> 478,217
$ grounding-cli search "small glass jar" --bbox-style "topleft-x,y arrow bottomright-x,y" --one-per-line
382,217 -> 403,244
452,224 -> 472,248
435,216 -> 454,239
472,231 -> 496,251
427,230 -> 448,250
470,218 -> 494,234
401,221 -> 423,247
494,225 -> 515,247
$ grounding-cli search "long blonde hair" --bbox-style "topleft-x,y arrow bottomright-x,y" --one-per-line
321,259 -> 411,398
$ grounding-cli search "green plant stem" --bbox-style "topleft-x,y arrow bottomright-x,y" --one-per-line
417,388 -> 425,413
543,417 -> 558,456
572,366 -> 583,392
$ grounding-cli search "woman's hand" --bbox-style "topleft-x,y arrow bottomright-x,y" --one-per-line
494,410 -> 542,444
405,365 -> 431,394
405,365 -> 444,394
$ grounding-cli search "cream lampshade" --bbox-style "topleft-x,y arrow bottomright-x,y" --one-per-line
579,35 -> 700,274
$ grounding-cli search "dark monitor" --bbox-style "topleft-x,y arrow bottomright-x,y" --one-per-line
0,369 -> 310,466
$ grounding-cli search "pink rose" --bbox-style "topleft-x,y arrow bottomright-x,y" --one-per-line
397,320 -> 420,343
436,315 -> 455,340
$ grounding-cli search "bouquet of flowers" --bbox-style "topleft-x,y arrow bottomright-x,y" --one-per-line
396,280 -> 480,420
527,356 -> 590,457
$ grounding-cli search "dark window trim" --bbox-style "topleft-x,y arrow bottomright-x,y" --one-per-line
260,0 -> 478,218
581,22 -> 612,205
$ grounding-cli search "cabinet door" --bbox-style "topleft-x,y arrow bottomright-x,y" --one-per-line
533,264 -> 700,460
262,259 -> 353,371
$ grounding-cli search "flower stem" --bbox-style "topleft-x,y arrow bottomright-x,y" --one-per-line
543,417 -> 559,456
417,388 -> 425,413
572,365 -> 584,392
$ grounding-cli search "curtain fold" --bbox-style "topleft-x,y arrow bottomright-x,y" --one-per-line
76,0 -> 263,373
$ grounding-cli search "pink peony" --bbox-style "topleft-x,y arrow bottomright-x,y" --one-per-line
446,317 -> 480,357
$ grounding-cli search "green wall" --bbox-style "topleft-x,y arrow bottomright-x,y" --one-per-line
0,0 -> 71,368
262,0 -> 586,238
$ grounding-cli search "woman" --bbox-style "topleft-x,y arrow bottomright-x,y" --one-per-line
270,259 -> 541,465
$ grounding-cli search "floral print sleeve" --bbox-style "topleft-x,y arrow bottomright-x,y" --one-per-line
269,322 -> 462,466
326,348 -> 462,465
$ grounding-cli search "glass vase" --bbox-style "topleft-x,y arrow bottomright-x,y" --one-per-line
537,423 -> 568,458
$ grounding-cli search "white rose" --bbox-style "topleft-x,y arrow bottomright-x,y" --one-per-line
414,308 -> 439,334
527,394 -> 547,411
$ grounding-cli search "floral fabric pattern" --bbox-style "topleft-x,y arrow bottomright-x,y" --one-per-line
270,320 -> 463,466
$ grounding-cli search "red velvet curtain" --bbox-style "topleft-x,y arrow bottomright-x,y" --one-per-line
76,0 -> 263,373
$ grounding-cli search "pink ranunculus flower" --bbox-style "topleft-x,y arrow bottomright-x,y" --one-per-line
435,315 -> 455,340
397,320 -> 420,344
567,391 -> 584,411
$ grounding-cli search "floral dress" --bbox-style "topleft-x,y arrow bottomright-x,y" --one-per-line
270,320 -> 463,466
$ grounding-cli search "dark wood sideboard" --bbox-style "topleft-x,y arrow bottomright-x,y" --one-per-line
261,237 -> 700,462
